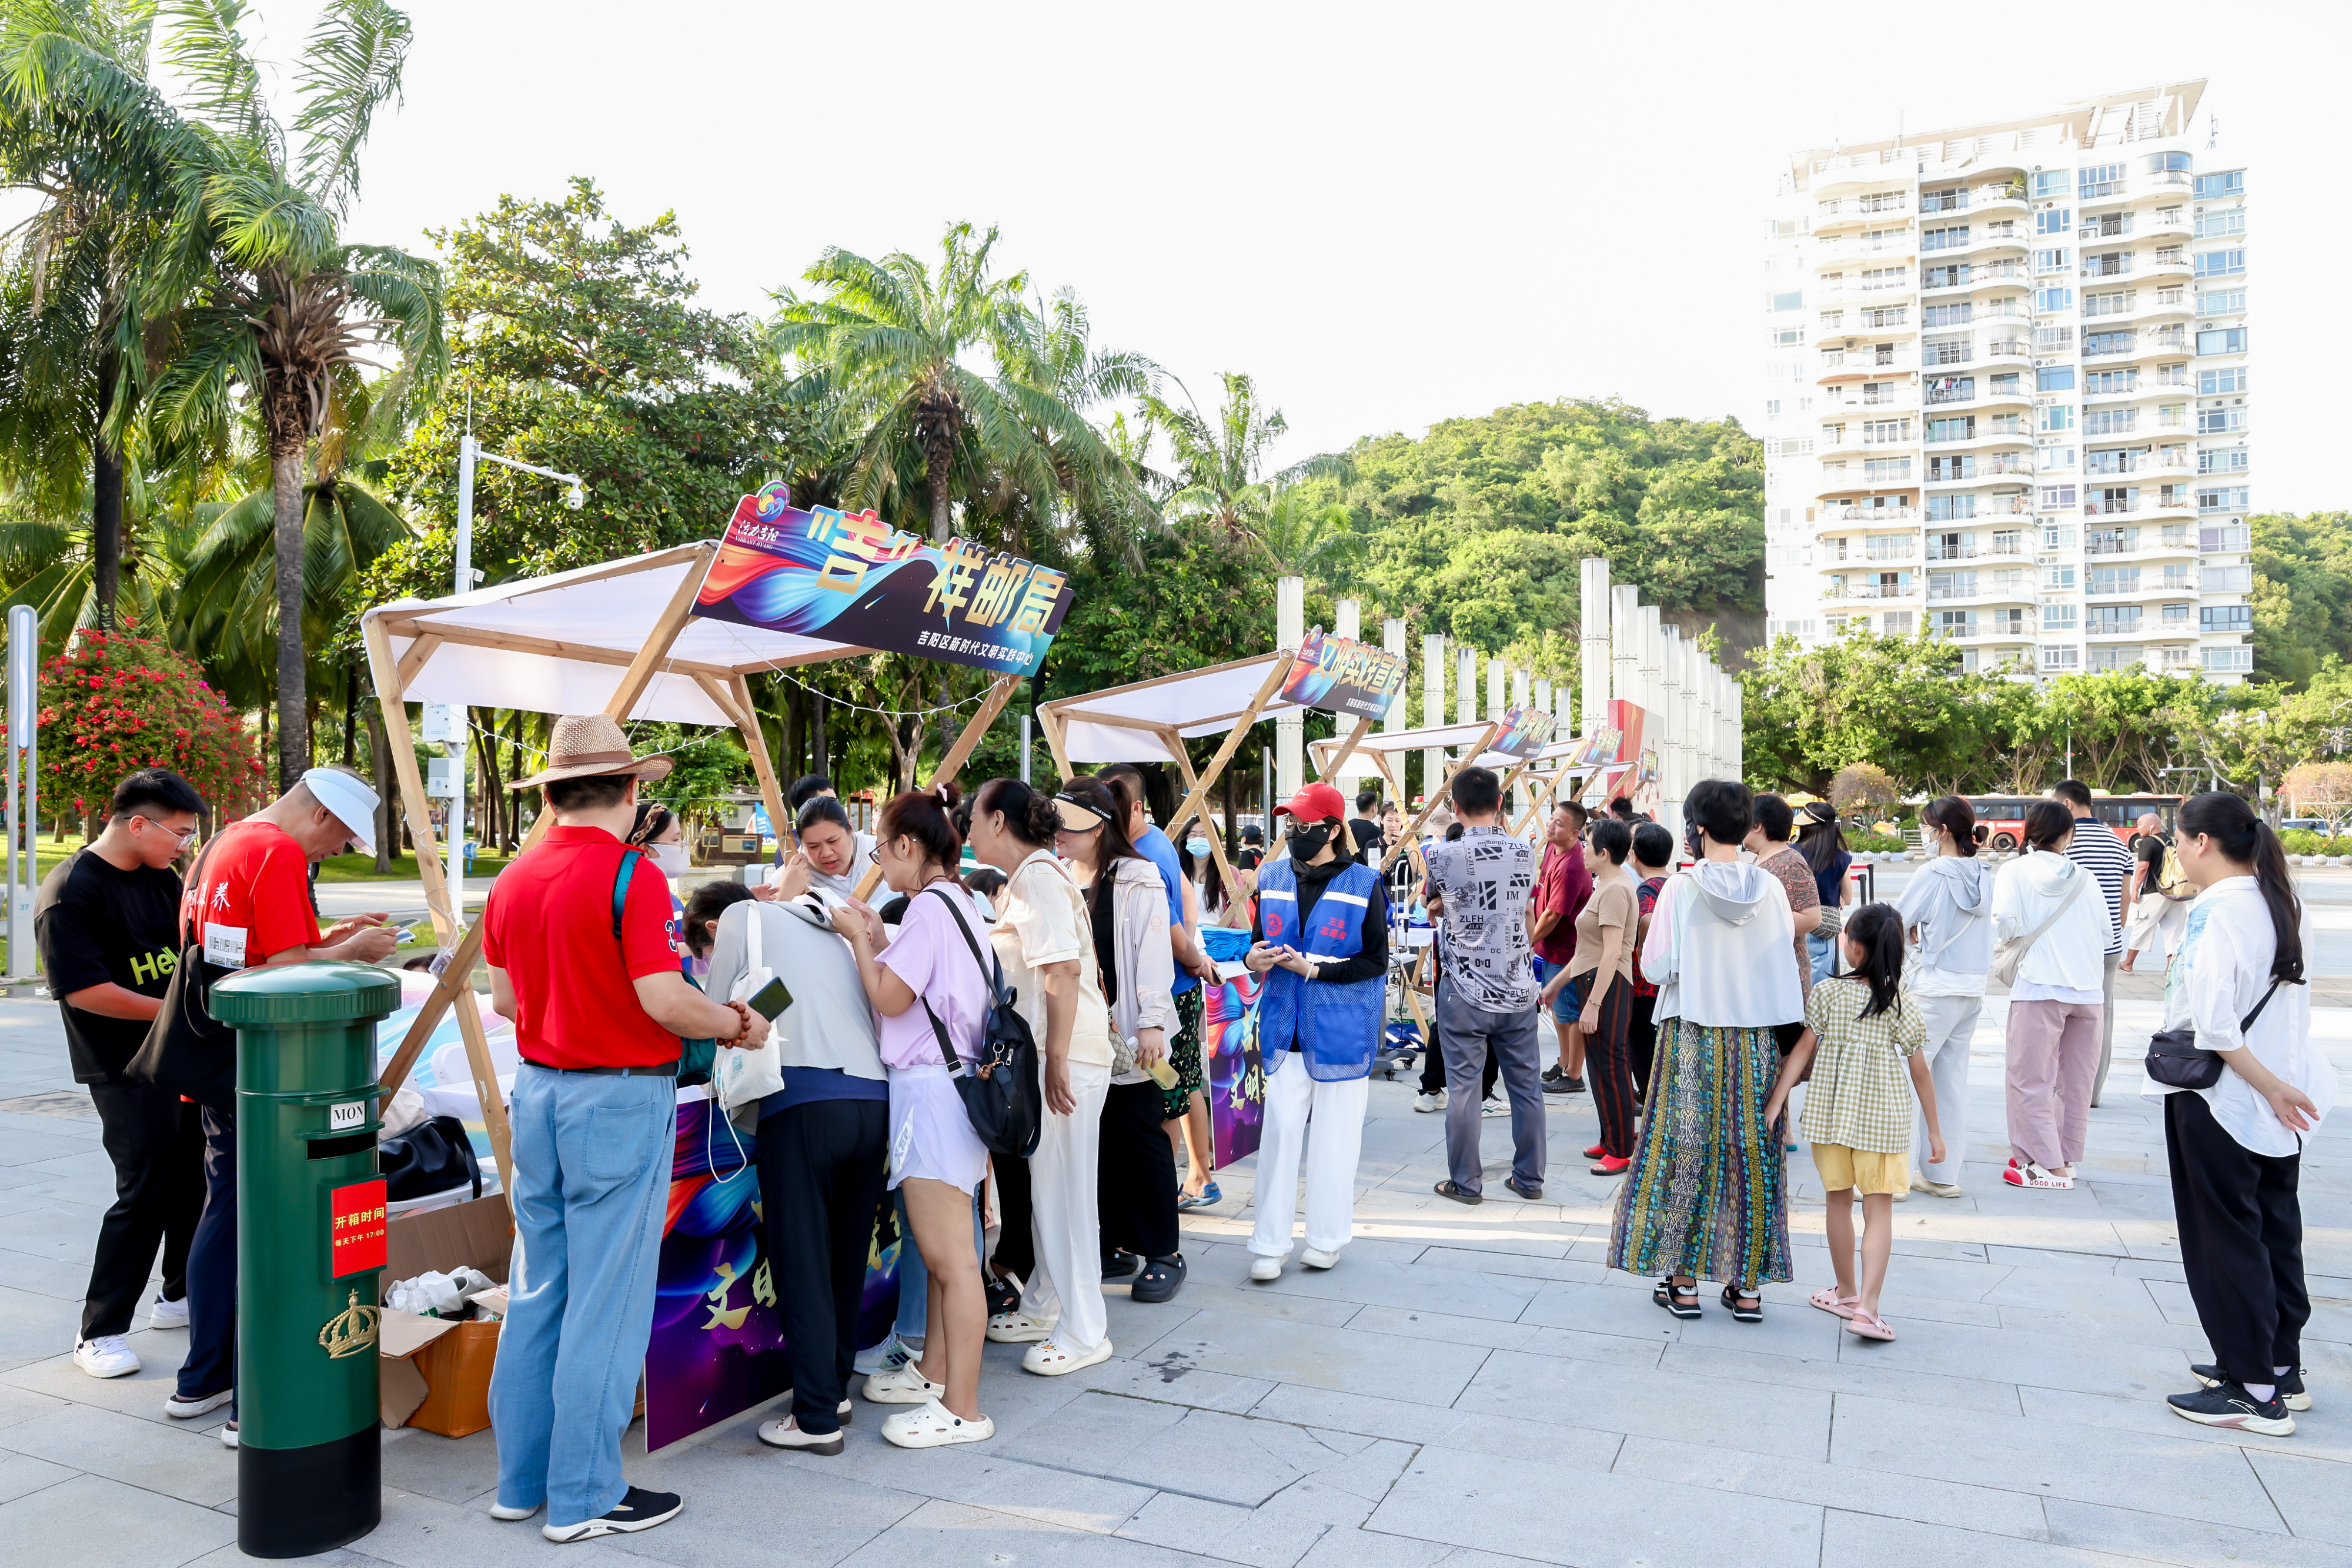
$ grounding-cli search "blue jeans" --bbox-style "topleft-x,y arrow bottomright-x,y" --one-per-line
1532,958 -> 1581,1023
1807,931 -> 1836,983
891,1186 -> 987,1342
176,1106 -> 236,1409
489,1064 -> 676,1528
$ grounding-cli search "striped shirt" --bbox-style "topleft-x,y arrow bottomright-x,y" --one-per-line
2063,817 -> 2132,956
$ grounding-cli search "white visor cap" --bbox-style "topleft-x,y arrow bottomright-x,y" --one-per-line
302,768 -> 381,856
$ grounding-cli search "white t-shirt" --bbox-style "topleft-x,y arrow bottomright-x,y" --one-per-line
989,850 -> 1113,1068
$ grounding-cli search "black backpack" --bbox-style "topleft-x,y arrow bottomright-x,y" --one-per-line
917,887 -> 1042,1157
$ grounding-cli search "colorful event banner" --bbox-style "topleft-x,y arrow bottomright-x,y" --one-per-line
693,482 -> 1074,675
1277,628 -> 1406,721
646,1098 -> 898,1451
1200,927 -> 1267,1168
1488,705 -> 1560,760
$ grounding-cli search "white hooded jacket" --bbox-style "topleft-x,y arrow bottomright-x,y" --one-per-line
1641,860 -> 1803,1029
1990,849 -> 2109,995
1898,854 -> 1993,997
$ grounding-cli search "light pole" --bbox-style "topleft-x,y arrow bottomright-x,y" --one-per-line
442,433 -> 584,915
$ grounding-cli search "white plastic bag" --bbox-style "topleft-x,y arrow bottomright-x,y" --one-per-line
714,901 -> 785,1110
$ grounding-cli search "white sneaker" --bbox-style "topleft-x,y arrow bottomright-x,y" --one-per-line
1020,1336 -> 1114,1376
881,1398 -> 994,1449
863,1363 -> 945,1405
218,1420 -> 237,1449
147,1295 -> 189,1330
984,1311 -> 1055,1344
1480,1097 -> 1508,1118
1414,1091 -> 1446,1114
73,1336 -> 138,1379
756,1415 -> 845,1455
2003,1160 -> 2073,1190
854,1330 -> 918,1377
164,1388 -> 232,1418
1299,1248 -> 1341,1270
489,1501 -> 542,1522
1248,1255 -> 1284,1282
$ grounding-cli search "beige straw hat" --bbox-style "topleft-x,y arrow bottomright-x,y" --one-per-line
506,713 -> 676,790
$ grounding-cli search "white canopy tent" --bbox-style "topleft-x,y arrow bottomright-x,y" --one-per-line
362,540 -> 1021,1192
1307,718 -> 1509,874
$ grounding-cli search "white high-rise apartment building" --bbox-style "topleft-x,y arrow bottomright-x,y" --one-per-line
1760,82 -> 2253,683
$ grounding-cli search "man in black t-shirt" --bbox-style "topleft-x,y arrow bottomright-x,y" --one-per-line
1347,790 -> 1387,867
37,768 -> 206,1381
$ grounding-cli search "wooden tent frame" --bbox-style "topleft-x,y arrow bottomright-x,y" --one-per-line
1033,650 -> 1380,908
364,539 -> 1018,1195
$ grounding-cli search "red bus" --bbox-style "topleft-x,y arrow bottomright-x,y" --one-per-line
1965,793 -> 2182,852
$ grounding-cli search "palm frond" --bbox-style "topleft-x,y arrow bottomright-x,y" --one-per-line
289,0 -> 409,212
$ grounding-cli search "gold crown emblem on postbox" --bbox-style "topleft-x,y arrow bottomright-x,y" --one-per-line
319,1289 -> 381,1359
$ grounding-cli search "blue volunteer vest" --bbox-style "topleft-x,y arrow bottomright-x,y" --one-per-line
1255,855 -> 1382,1081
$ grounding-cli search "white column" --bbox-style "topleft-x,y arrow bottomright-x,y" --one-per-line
1382,617 -> 1407,806
1579,559 -> 1611,740
1677,641 -> 1700,803
1659,628 -> 1685,827
1277,576 -> 1305,800
1486,654 -> 1506,724
1421,633 -> 1446,810
1637,604 -> 1662,732
1534,677 -> 1552,725
1726,677 -> 1744,783
1696,657 -> 1718,785
1611,586 -> 1639,711
1456,647 -> 1478,793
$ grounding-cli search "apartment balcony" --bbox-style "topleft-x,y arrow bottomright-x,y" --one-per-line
1823,583 -> 1918,601
2082,499 -> 2145,517
1923,460 -> 2034,487
1927,581 -> 2033,603
2086,618 -> 2151,638
1925,537 -> 2029,561
1919,261 -> 2033,294
1816,195 -> 1910,228
1979,338 -> 2034,363
1970,184 -> 2029,217
1829,506 -> 1917,523
2143,251 -> 2195,283
1814,238 -> 1917,270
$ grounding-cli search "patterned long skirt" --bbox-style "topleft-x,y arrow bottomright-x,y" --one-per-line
1606,1017 -> 1792,1291
1161,985 -> 1206,1120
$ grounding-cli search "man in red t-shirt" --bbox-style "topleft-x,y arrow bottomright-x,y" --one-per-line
169,767 -> 402,1441
482,715 -> 766,1544
1532,800 -> 1593,1094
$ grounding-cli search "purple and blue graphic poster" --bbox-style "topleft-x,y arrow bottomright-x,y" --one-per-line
1200,928 -> 1267,1168
1276,628 -> 1406,721
645,1099 -> 900,1451
691,482 -> 1073,676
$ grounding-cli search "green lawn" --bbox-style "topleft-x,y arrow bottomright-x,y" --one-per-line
316,849 -> 518,882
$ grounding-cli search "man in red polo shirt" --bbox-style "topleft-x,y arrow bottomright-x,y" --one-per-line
482,716 -> 767,1545
1534,800 -> 1593,1095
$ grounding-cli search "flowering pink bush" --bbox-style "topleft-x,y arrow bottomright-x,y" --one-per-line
2,632 -> 264,821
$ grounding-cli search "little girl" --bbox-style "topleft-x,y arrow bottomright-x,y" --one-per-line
1763,902 -> 1945,1342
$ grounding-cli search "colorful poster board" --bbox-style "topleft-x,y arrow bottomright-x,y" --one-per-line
1276,628 -> 1407,721
1490,706 -> 1561,760
1200,927 -> 1267,1167
693,482 -> 1072,675
645,1098 -> 899,1451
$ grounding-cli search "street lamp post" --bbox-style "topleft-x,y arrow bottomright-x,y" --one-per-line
441,433 -> 584,920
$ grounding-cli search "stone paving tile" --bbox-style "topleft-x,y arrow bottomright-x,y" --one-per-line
0,1471 -> 239,1567
1819,1508 -> 2149,1568
1,1338 -> 223,1429
2244,1449 -> 2352,1548
1611,1432 -> 2050,1540
1341,1303 -> 1546,1354
1655,1339 -> 2025,1415
1452,1347 -> 1836,1460
836,1497 -> 1201,1565
0,1446 -> 74,1504
0,1398 -> 236,1507
0,1126 -> 98,1168
1073,1348 -> 1278,1413
1369,1444 -> 1823,1568
1004,1391 -> 1384,1510
2043,1498 -> 2352,1568
1115,1490 -> 1331,1568
597,1433 -> 930,1567
1250,1253 -> 1542,1323
1831,1305 -> 2192,1396
377,1424 -> 500,1505
328,1484 -> 680,1568
0,1377 -> 68,1429
1293,1524 -> 1452,1568
1829,1390 -> 2286,1532
1135,1309 -> 1494,1407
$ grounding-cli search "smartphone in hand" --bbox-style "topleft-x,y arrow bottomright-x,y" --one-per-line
743,974 -> 792,1021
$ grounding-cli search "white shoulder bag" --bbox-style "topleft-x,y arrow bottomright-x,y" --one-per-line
1986,865 -> 2089,988
714,902 -> 787,1110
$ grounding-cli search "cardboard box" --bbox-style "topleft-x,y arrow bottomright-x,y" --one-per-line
379,1192 -> 511,1435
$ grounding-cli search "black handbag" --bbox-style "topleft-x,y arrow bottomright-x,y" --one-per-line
379,1114 -> 483,1202
126,836 -> 238,1111
917,887 -> 1043,1158
2145,979 -> 2285,1091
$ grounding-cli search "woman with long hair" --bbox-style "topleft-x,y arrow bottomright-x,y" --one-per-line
2156,793 -> 2333,1435
1991,801 -> 2109,1191
1796,801 -> 1853,981
830,784 -> 997,1448
1538,817 -> 1640,1174
1053,776 -> 1187,1303
964,777 -> 1118,1376
1896,796 -> 1992,1198
1611,779 -> 1804,1322
626,801 -> 692,969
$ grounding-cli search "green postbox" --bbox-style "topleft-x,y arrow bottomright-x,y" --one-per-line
211,961 -> 401,1559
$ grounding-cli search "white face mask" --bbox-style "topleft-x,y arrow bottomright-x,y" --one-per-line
647,841 -> 691,880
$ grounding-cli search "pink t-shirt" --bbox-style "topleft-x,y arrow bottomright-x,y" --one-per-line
876,887 -> 993,1069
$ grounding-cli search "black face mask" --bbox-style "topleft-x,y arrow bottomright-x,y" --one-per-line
1685,823 -> 1703,862
1288,823 -> 1334,864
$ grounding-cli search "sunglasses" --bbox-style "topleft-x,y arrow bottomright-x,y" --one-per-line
133,815 -> 199,846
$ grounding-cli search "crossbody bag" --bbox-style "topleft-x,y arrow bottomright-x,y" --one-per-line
2146,978 -> 2287,1092
1986,865 -> 2089,988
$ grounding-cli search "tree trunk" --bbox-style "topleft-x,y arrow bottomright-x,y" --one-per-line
269,441 -> 308,792
365,695 -> 396,875
783,681 -> 805,784
926,434 -> 954,544
91,430 -> 123,632
811,690 -> 828,777
342,661 -> 358,764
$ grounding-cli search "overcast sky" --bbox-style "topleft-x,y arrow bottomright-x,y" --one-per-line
58,1 -> 2352,510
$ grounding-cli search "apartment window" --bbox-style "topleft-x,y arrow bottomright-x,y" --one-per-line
2198,407 -> 2248,434
1764,399 -> 1783,418
2194,170 -> 2245,200
1937,610 -> 1977,637
1923,303 -> 1972,326
2043,566 -> 2078,593
2195,209 -> 2246,239
2195,249 -> 2246,278
2196,327 -> 2248,356
2035,326 -> 2076,352
2036,286 -> 2074,312
2144,152 -> 2192,176
2087,606 -> 2141,633
1860,266 -> 1906,290
2196,289 -> 2246,315
2044,524 -> 2079,550
2203,646 -> 2254,673
1883,611 -> 1916,634
2038,366 -> 2076,393
1861,306 -> 1907,328
1924,337 -> 1971,366
2079,164 -> 2124,198
1770,290 -> 1803,312
2089,567 -> 2141,596
1991,372 -> 2022,395
2041,484 -> 2077,511
1923,264 -> 1970,289
2081,251 -> 2130,279
2034,248 -> 2072,273
2201,606 -> 2253,633
1928,455 -> 1976,480
1925,416 -> 1975,443
1920,186 -> 1966,213
2083,330 -> 2134,356
2202,564 -> 2253,593
2197,366 -> 2247,395
2040,405 -> 2076,433
2035,207 -> 2074,236
2197,487 -> 2250,514
2163,601 -> 2194,624
2082,290 -> 2133,317
1926,495 -> 1976,521
2043,598 -> 2079,625
1926,376 -> 1975,406
1922,226 -> 1970,251
2083,409 -> 2136,436
2033,171 -> 2070,199
2043,646 -> 2082,671
2199,449 -> 2250,474
2084,370 -> 2136,394
1862,457 -> 1912,480
1862,419 -> 1909,443
1989,608 -> 2027,634
2201,523 -> 2250,551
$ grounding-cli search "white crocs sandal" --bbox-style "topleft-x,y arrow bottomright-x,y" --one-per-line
984,1310 -> 1056,1343
1020,1336 -> 1114,1376
863,1362 -> 945,1405
880,1398 -> 994,1449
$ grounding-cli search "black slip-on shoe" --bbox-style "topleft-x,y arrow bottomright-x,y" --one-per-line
543,1486 -> 684,1542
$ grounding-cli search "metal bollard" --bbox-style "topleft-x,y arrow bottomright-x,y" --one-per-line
210,962 -> 400,1559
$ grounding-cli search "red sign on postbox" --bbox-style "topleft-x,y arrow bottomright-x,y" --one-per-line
330,1179 -> 388,1278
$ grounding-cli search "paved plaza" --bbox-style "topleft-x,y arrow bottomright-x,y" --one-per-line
0,972 -> 2347,1567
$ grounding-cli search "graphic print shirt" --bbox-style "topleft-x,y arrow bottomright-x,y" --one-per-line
1422,825 -> 1539,1013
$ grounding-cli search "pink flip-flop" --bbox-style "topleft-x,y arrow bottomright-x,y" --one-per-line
1809,1286 -> 1859,1320
1845,1309 -> 1896,1342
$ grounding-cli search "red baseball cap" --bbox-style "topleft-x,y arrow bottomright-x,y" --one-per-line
1273,782 -> 1348,823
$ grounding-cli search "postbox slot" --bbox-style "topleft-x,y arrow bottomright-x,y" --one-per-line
309,1131 -> 377,1161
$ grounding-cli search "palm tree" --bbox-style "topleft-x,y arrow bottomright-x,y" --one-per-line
1253,483 -> 1364,597
770,222 -> 1123,544
1142,370 -> 1334,538
146,0 -> 445,788
0,0 -> 215,629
